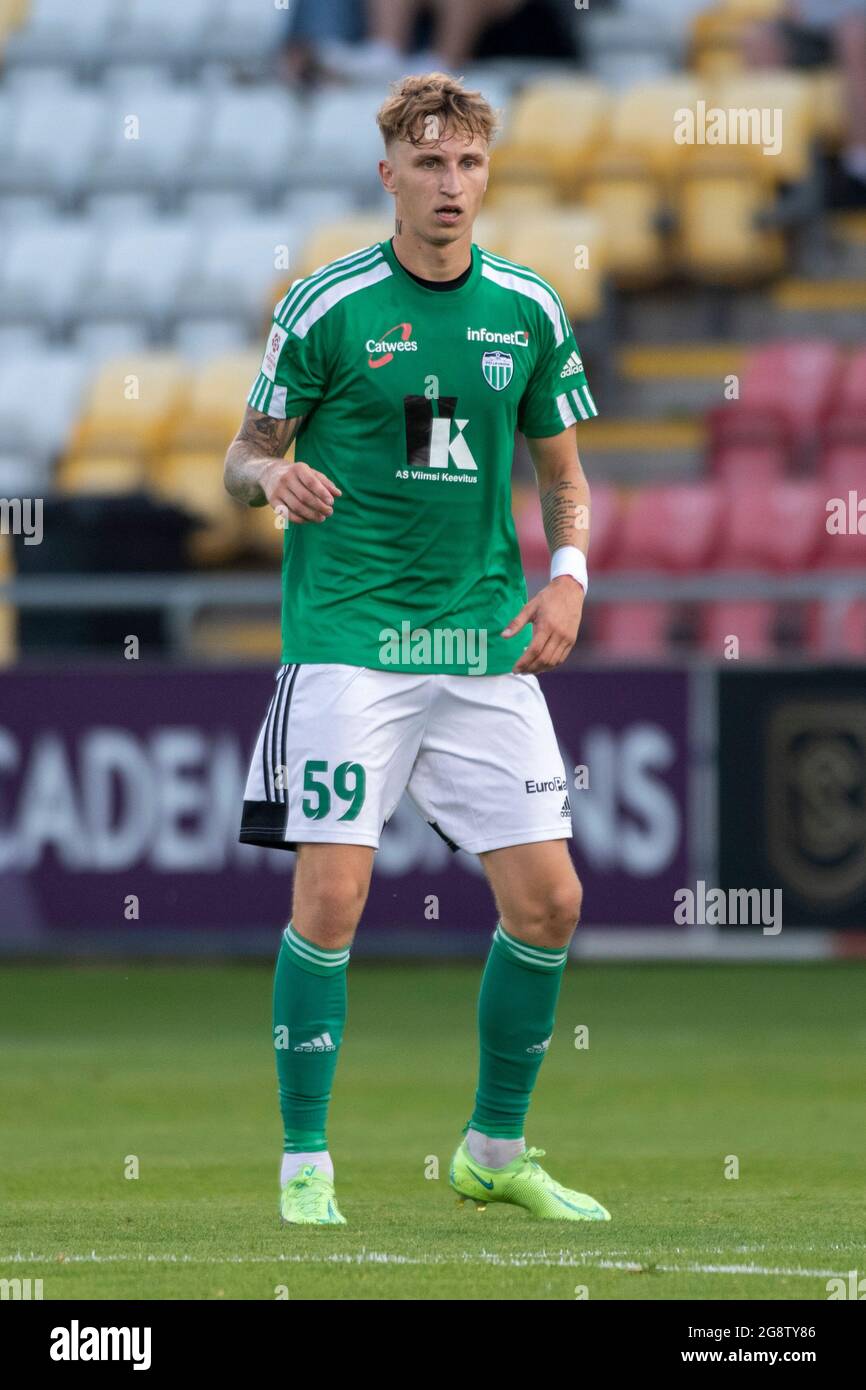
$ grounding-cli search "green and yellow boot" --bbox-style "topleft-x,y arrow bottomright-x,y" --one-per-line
450,1142 -> 611,1222
279,1163 -> 347,1226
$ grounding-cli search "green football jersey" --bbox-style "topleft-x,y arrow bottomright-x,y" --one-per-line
247,236 -> 598,675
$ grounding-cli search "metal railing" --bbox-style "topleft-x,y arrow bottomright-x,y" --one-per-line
1,569 -> 865,657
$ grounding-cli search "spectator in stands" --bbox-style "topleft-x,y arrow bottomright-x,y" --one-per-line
745,0 -> 866,207
281,0 -> 579,85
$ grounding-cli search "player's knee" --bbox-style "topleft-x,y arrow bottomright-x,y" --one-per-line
293,873 -> 369,945
505,874 -> 582,948
544,875 -> 582,944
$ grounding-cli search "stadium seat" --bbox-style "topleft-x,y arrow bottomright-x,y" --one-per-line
195,88 -> 302,192
712,72 -> 818,185
822,347 -> 866,445
68,354 -> 190,460
493,79 -> 611,196
106,0 -> 212,61
716,480 -> 825,570
0,219 -> 99,327
821,445 -> 866,493
609,78 -> 705,175
0,84 -> 105,196
3,0 -> 118,65
581,154 -> 668,287
595,601 -> 674,658
297,217 -> 393,278
80,220 -> 199,325
805,599 -> 866,657
149,452 -> 246,567
617,483 -> 724,571
56,455 -> 148,495
201,0 -> 291,64
178,217 -> 303,324
304,89 -> 396,182
708,339 -> 842,457
0,349 -> 89,463
710,443 -> 788,487
91,84 -> 205,193
819,448 -> 866,567
500,209 -> 606,322
699,601 -> 776,659
812,69 -> 846,151
164,351 -> 261,453
673,156 -> 786,285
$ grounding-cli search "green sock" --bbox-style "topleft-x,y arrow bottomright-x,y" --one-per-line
272,921 -> 349,1153
467,921 -> 568,1139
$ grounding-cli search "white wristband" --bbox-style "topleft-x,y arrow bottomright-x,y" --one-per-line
550,545 -> 588,595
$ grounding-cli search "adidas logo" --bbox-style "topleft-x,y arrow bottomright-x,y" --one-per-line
526,1035 -> 552,1054
560,351 -> 583,378
560,795 -> 572,819
293,1032 -> 336,1052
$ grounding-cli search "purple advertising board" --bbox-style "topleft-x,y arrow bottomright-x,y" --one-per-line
0,666 -> 690,952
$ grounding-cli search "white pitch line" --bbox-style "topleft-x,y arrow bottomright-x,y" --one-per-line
0,1250 -> 849,1278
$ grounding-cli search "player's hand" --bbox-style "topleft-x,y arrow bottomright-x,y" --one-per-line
260,458 -> 342,524
503,576 -> 585,675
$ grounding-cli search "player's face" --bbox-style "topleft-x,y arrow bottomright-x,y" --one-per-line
381,128 -> 489,244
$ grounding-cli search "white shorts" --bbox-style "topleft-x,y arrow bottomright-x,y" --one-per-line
239,664 -> 572,856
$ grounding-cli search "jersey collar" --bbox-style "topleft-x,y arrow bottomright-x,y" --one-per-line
381,237 -> 481,300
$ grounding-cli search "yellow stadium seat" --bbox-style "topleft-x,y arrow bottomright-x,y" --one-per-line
493,79 -> 610,197
56,455 -> 148,494
689,8 -> 749,78
610,78 -> 706,175
712,71 -> 818,183
483,177 -> 559,213
0,0 -> 29,48
296,216 -> 393,279
68,354 -> 190,461
164,351 -> 262,452
470,211 -> 509,258
720,0 -> 784,15
673,157 -> 786,283
149,451 -> 245,567
501,209 -> 605,321
811,69 -> 845,150
581,154 -> 668,287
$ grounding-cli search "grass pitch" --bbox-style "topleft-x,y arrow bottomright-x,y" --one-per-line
1,960 -> 863,1300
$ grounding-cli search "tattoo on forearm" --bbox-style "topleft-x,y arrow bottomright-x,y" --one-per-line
541,480 -> 585,552
224,409 -> 299,505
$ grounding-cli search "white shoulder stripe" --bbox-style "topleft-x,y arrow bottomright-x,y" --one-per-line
556,393 -> 578,428
481,263 -> 566,347
278,246 -> 384,328
292,260 -> 393,339
480,250 -> 569,336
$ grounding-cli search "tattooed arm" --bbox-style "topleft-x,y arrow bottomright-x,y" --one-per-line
502,425 -> 591,674
224,406 -> 341,523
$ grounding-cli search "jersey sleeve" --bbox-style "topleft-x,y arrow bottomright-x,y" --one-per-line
518,303 -> 599,438
246,295 -> 331,420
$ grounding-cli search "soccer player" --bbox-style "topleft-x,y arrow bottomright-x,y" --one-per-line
224,72 -> 610,1225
